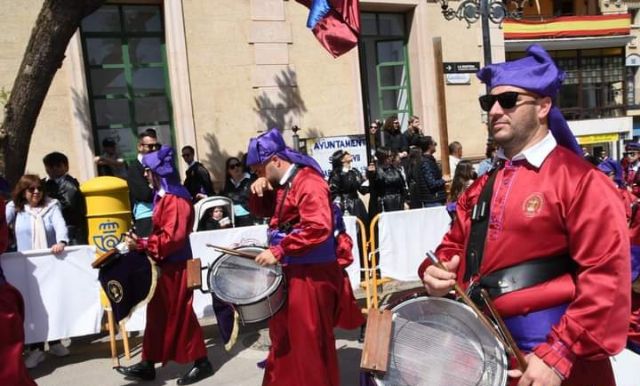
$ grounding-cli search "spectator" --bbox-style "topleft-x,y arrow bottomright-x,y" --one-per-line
328,150 -> 368,224
624,142 -> 640,197
42,151 -> 87,245
404,115 -> 424,148
95,137 -> 127,179
126,129 -> 159,237
411,136 -> 447,208
382,115 -> 408,158
5,175 -> 69,369
367,120 -> 383,156
367,148 -> 408,218
448,141 -> 463,175
0,197 -> 36,385
181,145 -> 215,202
446,160 -> 477,218
197,206 -> 232,231
221,156 -> 256,227
477,142 -> 497,177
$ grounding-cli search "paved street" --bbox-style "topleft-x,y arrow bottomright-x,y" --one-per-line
29,281 -> 423,386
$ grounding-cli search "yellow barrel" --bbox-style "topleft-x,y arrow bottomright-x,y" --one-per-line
80,176 -> 132,255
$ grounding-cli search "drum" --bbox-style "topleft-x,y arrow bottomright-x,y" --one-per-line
374,295 -> 507,386
96,249 -> 158,324
207,246 -> 286,324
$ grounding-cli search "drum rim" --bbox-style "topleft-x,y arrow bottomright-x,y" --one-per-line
380,295 -> 508,386
207,246 -> 284,305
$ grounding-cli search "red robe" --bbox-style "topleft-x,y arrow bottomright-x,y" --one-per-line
250,166 -> 364,386
0,200 -> 36,386
140,194 -> 207,365
622,189 -> 640,350
418,146 -> 631,385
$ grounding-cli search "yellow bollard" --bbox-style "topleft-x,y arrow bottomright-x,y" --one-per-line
80,176 -> 132,362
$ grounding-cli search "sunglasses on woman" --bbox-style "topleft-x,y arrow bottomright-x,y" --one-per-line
478,91 -> 538,112
228,163 -> 241,169
27,186 -> 42,193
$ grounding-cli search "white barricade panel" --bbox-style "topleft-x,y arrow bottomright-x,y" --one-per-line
343,215 -> 362,289
612,349 -> 640,386
377,207 -> 451,281
1,246 -> 102,344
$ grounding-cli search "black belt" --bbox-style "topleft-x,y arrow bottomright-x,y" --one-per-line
468,255 -> 575,304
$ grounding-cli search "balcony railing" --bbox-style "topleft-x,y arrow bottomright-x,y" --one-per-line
504,14 -> 630,40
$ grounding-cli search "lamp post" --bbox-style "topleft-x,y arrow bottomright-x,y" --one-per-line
291,125 -> 301,151
438,0 -> 528,68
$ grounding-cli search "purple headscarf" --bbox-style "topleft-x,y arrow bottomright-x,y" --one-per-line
246,128 -> 324,176
142,145 -> 192,202
477,44 -> 582,156
597,159 -> 624,188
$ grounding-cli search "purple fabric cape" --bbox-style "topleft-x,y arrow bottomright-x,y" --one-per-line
142,145 -> 192,202
477,44 -> 582,156
246,128 -> 324,177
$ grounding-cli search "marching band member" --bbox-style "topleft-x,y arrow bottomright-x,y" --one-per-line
419,45 -> 630,386
116,145 -> 213,385
247,128 -> 364,386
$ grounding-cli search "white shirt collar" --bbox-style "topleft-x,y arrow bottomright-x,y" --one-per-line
496,131 -> 557,168
157,187 -> 166,197
279,164 -> 297,186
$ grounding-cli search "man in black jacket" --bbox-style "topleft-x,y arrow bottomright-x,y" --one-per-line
126,129 -> 159,237
42,152 -> 88,245
181,146 -> 214,202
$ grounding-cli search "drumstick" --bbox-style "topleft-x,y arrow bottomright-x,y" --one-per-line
206,244 -> 259,260
480,288 -> 527,372
425,251 -> 507,347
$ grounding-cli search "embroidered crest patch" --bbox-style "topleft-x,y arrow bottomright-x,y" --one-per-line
522,193 -> 544,217
107,280 -> 124,303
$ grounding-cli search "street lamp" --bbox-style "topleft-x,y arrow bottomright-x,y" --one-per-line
438,0 -> 528,66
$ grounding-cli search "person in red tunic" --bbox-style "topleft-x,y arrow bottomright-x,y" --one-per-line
0,199 -> 36,386
246,128 -> 364,386
116,145 -> 213,385
598,159 -> 640,355
419,45 -> 631,386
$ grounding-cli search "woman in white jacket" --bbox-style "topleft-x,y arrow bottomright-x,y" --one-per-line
5,174 -> 69,369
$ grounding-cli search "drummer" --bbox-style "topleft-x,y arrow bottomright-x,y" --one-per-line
246,128 -> 364,386
116,145 -> 213,385
419,45 -> 630,386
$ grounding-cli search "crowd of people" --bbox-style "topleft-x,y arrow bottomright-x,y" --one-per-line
1,43 -> 639,386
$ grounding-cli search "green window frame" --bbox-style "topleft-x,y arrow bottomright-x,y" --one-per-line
80,3 -> 175,163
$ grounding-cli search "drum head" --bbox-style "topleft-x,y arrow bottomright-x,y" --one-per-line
376,297 -> 507,386
208,246 -> 282,305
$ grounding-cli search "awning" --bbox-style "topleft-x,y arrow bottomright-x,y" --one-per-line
576,133 -> 619,145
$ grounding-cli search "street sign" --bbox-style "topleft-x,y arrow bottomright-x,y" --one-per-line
443,62 -> 481,74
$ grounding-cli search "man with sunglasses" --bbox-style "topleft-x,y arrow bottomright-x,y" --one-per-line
181,145 -> 214,202
623,142 -> 640,197
419,44 -> 630,386
126,129 -> 160,237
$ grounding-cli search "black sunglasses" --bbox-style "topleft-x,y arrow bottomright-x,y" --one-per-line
142,143 -> 161,150
27,186 -> 42,193
479,91 -> 538,112
228,163 -> 241,169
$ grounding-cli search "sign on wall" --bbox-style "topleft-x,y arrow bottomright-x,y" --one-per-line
305,135 -> 368,178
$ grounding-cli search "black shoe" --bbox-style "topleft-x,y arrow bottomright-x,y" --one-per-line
177,359 -> 214,385
358,323 -> 366,343
115,361 -> 156,381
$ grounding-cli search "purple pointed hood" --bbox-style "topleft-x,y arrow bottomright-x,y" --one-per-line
477,44 -> 582,156
246,128 -> 324,176
142,145 -> 192,202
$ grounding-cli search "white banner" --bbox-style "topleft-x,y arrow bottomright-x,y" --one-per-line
377,206 -> 451,281
306,135 -> 368,179
0,246 -> 102,344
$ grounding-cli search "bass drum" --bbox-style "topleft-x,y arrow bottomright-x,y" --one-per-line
207,246 -> 285,324
375,295 -> 507,386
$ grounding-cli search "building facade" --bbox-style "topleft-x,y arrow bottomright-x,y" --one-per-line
0,0 -> 636,185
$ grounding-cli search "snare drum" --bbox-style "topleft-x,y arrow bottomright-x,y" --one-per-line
208,246 -> 286,324
375,295 -> 507,386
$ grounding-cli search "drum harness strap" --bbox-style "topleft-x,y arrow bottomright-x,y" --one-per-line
464,162 -> 574,305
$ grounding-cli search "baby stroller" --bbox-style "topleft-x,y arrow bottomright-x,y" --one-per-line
193,196 -> 235,232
